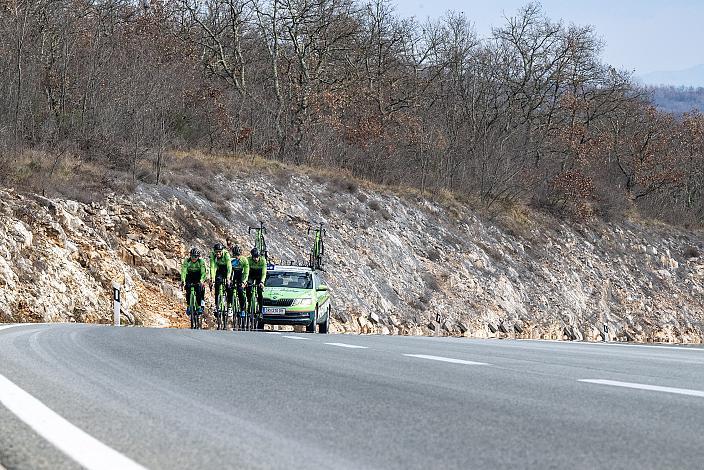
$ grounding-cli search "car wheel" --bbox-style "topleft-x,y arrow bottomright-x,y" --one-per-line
318,307 -> 329,334
306,309 -> 317,333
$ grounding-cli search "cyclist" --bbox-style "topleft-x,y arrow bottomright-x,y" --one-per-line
227,243 -> 250,319
180,247 -> 207,315
246,247 -> 267,316
209,243 -> 232,314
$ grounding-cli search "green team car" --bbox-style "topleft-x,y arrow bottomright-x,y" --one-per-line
261,265 -> 331,333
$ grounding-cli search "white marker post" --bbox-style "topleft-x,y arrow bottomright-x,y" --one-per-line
113,283 -> 121,327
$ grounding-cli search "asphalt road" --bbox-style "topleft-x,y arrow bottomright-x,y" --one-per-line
1,323 -> 704,470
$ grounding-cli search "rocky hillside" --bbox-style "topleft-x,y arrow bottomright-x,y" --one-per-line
1,159 -> 703,342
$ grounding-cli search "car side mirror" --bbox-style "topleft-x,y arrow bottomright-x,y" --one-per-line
317,284 -> 328,291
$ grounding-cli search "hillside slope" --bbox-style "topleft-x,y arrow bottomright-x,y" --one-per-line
1,162 -> 703,342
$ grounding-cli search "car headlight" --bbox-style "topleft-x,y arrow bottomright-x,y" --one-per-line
292,298 -> 313,306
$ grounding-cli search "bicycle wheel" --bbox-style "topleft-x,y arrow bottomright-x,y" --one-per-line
189,288 -> 197,330
247,287 -> 257,331
232,293 -> 239,331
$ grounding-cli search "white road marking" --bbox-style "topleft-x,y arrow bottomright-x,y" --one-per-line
0,323 -> 52,331
282,335 -> 310,340
324,342 -> 368,349
264,331 -> 281,335
579,379 -> 704,398
586,343 -> 704,352
525,339 -> 704,352
403,354 -> 489,365
0,373 -> 147,470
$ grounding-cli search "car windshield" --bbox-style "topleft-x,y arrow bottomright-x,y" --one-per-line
265,271 -> 313,289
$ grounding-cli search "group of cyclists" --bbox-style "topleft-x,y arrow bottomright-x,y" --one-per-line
179,239 -> 268,324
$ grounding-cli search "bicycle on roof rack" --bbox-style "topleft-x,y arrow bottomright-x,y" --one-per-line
248,222 -> 269,260
308,222 -> 326,271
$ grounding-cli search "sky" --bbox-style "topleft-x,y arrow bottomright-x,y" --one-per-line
393,0 -> 704,75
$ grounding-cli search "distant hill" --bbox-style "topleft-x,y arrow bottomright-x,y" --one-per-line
646,85 -> 704,114
639,64 -> 704,88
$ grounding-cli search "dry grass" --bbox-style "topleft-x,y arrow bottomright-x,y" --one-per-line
486,199 -> 538,240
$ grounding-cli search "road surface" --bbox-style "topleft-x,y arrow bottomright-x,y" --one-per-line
1,323 -> 703,469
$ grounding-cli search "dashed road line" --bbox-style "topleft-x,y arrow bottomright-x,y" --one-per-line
0,373 -> 147,470
578,379 -> 704,398
403,354 -> 489,366
282,335 -> 311,340
325,342 -> 368,349
264,331 -> 282,335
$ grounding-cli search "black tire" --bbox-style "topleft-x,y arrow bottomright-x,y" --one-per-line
318,307 -> 329,334
306,309 -> 317,333
318,239 -> 324,269
248,288 -> 258,332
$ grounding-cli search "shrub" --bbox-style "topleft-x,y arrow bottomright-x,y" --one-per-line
684,245 -> 700,258
421,272 -> 441,292
426,248 -> 442,262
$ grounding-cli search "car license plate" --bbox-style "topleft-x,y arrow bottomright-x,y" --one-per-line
263,307 -> 286,315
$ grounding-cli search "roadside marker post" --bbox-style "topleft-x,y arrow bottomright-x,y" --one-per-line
113,283 -> 121,326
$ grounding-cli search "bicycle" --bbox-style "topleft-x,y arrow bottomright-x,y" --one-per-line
186,283 -> 202,330
230,282 -> 246,331
247,281 -> 261,331
308,222 -> 326,271
248,222 -> 269,261
214,280 -> 228,330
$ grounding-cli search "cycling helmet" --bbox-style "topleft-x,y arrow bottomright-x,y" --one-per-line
213,243 -> 224,251
189,247 -> 200,258
232,245 -> 242,256
250,247 -> 260,258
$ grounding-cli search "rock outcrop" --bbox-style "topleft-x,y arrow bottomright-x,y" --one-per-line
1,168 -> 702,342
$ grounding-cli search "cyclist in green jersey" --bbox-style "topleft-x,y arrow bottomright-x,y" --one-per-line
180,247 -> 207,314
227,243 -> 250,319
246,247 -> 267,315
209,243 -> 232,313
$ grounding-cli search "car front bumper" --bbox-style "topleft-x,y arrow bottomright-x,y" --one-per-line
261,310 -> 314,325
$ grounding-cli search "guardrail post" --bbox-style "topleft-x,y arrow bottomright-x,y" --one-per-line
113,283 -> 121,326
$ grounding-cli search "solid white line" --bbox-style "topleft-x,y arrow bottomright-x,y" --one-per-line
0,323 -> 52,331
523,339 -> 704,352
324,342 -> 368,349
403,354 -> 489,365
0,374 -> 147,470
579,379 -> 704,398
264,331 -> 281,335
282,335 -> 310,340
585,343 -> 704,352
